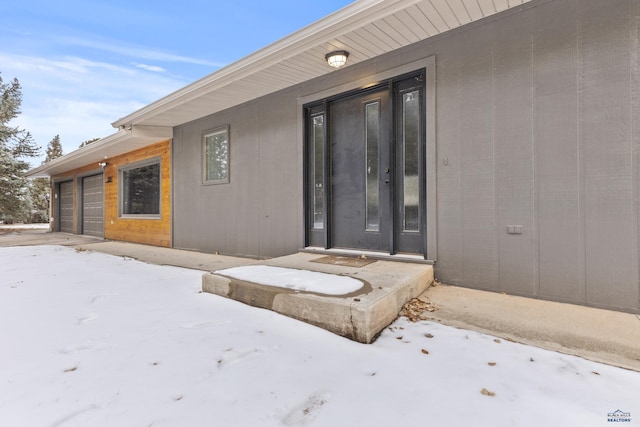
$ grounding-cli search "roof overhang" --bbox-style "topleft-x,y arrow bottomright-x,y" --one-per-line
112,0 -> 532,129
30,0 -> 532,178
25,125 -> 172,178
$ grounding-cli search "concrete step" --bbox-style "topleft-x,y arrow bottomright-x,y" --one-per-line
202,252 -> 434,343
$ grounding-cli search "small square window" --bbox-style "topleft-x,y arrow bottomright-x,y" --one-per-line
120,160 -> 161,217
203,127 -> 229,184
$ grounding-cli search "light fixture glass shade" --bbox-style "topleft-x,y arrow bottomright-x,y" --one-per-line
325,50 -> 349,68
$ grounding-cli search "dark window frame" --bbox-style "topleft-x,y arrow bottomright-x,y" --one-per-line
119,157 -> 162,219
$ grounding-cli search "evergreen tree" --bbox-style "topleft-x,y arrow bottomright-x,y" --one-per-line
79,137 -> 100,148
45,134 -> 63,161
0,72 -> 40,223
29,135 -> 63,223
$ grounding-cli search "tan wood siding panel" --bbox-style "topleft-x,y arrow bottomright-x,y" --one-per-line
103,140 -> 172,247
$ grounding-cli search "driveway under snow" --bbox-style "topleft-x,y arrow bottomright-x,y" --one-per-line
0,245 -> 638,426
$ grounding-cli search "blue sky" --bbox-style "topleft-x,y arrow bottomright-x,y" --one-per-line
1,0 -> 352,165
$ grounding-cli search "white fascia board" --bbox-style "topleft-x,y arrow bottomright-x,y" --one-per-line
25,126 -> 172,178
111,0 -> 420,129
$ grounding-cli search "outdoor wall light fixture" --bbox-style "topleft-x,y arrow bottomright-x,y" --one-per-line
325,50 -> 349,68
98,161 -> 108,168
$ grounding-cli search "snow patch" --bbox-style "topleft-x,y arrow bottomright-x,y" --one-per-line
215,265 -> 362,295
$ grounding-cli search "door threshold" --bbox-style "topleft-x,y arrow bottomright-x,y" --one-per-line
302,247 -> 434,265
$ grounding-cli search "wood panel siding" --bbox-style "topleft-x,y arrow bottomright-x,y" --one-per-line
52,140 -> 171,247
103,140 -> 171,247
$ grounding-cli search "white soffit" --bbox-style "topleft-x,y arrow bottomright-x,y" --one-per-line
113,0 -> 532,129
25,126 -> 172,178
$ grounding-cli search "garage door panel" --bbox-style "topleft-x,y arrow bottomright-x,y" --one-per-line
59,181 -> 74,233
82,174 -> 103,237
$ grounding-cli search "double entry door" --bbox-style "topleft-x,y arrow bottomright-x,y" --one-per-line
306,72 -> 426,256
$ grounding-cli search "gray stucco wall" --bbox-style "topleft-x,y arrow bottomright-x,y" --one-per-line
172,0 -> 640,312
431,0 -> 640,313
172,91 -> 303,258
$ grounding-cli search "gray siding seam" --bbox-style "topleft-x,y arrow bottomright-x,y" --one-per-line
491,31 -> 500,292
457,50 -> 464,285
426,56 -> 438,261
531,13 -> 540,298
576,1 -> 586,305
632,0 -> 640,309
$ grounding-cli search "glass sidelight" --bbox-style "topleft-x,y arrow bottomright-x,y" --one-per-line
365,101 -> 380,231
401,90 -> 420,232
311,113 -> 325,229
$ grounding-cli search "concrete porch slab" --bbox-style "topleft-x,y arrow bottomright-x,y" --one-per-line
202,252 -> 434,343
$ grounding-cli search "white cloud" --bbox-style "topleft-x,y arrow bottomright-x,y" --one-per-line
56,35 -> 226,68
135,63 -> 166,73
0,52 -> 192,166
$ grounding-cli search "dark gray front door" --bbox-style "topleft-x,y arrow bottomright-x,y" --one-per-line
330,87 -> 391,251
82,174 -> 103,237
305,72 -> 426,256
59,180 -> 74,233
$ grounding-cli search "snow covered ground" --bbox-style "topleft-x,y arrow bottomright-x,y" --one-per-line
0,223 -> 49,231
1,245 -> 638,427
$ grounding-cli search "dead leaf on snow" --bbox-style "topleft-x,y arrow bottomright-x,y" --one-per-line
488,362 -> 496,367
494,339 -> 501,344
421,349 -> 429,355
592,371 -> 600,375
480,388 -> 496,397
425,333 -> 434,338
63,367 -> 78,373
400,297 -> 437,322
